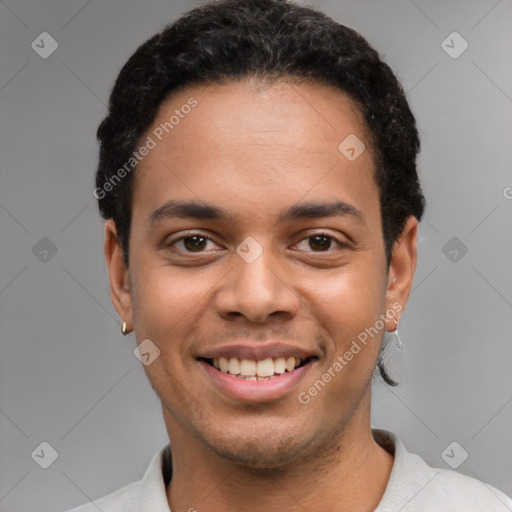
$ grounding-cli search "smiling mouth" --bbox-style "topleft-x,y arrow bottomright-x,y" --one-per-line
200,356 -> 316,381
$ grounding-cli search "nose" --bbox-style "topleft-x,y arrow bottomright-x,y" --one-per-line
214,246 -> 300,323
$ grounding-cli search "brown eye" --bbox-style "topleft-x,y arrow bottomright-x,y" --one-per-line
308,235 -> 333,251
182,235 -> 208,252
293,232 -> 347,253
168,233 -> 219,253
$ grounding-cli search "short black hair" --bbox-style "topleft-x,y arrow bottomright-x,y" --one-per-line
95,0 -> 425,386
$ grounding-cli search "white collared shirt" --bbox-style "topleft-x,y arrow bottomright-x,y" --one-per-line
66,429 -> 512,511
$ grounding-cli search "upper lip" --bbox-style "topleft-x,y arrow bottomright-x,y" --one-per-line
198,342 -> 319,361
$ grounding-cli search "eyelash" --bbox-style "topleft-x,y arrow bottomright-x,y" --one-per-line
166,231 -> 348,254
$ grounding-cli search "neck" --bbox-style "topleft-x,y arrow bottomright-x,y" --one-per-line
164,400 -> 394,511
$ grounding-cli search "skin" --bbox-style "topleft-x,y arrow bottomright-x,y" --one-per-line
105,78 -> 418,511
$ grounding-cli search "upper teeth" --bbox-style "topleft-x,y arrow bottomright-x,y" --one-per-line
213,356 -> 301,377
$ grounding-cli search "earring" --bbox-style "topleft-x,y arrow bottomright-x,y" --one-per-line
381,318 -> 405,383
391,318 -> 403,350
121,321 -> 129,335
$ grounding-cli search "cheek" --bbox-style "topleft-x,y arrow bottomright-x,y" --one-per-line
131,263 -> 214,340
130,265 -> 217,389
301,257 -> 387,356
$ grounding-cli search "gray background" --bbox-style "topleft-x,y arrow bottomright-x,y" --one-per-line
1,0 -> 511,510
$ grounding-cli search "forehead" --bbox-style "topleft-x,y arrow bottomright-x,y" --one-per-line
149,78 -> 370,155
132,79 -> 379,226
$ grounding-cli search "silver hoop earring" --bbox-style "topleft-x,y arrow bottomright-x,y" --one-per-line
381,318 -> 405,383
391,318 -> 403,350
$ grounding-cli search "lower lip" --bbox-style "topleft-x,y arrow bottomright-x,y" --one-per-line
200,360 -> 314,402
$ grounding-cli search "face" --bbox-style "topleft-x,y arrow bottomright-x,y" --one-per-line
105,78 -> 417,469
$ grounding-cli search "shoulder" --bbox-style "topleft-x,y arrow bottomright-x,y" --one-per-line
416,464 -> 512,511
64,481 -> 140,512
62,443 -> 171,512
373,429 -> 512,512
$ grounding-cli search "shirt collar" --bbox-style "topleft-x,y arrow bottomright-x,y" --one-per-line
132,444 -> 172,511
373,428 -> 438,511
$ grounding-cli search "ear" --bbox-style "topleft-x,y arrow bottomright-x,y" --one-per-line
385,216 -> 418,331
104,219 -> 133,332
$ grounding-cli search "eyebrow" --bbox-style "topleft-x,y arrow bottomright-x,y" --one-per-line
148,200 -> 232,224
148,199 -> 365,225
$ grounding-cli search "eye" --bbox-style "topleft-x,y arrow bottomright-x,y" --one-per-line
294,233 -> 346,252
166,231 -> 347,255
168,233 -> 220,253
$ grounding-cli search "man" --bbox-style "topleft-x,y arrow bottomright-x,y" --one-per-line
70,0 -> 512,510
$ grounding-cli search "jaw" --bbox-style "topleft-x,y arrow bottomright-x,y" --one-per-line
157,365 -> 375,477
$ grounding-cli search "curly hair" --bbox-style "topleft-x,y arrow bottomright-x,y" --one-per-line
95,0 -> 425,386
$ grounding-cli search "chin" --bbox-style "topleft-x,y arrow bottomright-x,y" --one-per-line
212,440 -> 301,472
202,422 -> 320,472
